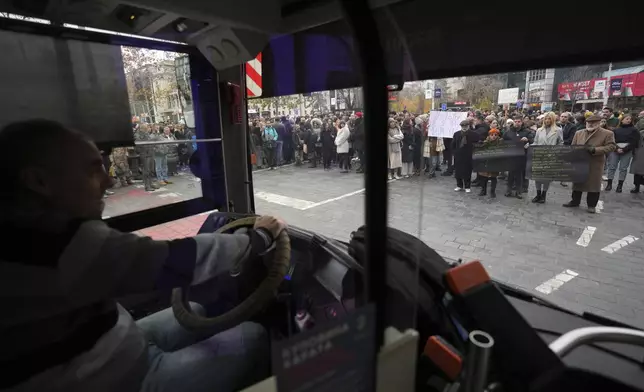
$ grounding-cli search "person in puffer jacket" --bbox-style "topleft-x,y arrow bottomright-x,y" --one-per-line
307,118 -> 323,168
0,119 -> 286,392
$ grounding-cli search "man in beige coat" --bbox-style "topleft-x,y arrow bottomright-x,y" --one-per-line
563,115 -> 616,213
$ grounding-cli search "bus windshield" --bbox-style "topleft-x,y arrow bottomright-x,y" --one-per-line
247,62 -> 644,329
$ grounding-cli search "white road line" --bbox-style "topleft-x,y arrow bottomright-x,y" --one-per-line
254,176 -> 397,210
254,163 -> 294,173
158,192 -> 182,198
535,269 -> 579,295
254,191 -> 317,210
576,226 -> 596,247
601,235 -> 640,254
302,188 -> 366,210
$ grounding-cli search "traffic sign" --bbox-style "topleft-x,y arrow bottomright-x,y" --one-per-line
441,103 -> 447,111
434,89 -> 442,98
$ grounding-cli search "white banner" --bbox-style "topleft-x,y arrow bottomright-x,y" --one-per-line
497,87 -> 519,104
593,79 -> 606,93
428,111 -> 468,138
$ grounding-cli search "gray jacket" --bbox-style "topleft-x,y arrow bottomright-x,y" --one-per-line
1,220 -> 268,392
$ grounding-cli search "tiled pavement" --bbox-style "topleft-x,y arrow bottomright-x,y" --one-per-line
105,163 -> 644,328
103,169 -> 203,219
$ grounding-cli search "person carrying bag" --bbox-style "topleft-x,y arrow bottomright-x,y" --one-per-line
262,123 -> 278,170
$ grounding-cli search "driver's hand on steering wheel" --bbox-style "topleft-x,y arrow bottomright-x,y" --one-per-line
254,215 -> 287,239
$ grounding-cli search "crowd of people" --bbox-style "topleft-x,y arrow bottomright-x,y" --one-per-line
103,123 -> 195,195
249,106 -> 644,213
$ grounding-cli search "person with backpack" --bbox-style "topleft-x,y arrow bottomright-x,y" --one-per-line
262,120 -> 278,170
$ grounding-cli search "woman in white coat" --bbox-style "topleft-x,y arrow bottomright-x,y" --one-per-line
531,111 -> 563,204
387,118 -> 404,180
335,120 -> 351,173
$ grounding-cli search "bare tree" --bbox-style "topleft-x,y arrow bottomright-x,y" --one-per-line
460,75 -> 505,109
397,81 -> 426,113
122,47 -> 183,123
252,95 -> 301,117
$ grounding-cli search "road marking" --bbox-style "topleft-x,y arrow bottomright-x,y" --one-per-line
576,226 -> 596,247
254,191 -> 316,210
253,176 -> 397,210
254,163 -> 294,173
601,235 -> 639,254
302,188 -> 366,210
158,192 -> 182,198
535,269 -> 579,295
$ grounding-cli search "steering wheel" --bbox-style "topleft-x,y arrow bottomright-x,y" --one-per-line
171,216 -> 291,333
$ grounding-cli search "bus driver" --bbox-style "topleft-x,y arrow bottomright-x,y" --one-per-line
0,120 -> 286,392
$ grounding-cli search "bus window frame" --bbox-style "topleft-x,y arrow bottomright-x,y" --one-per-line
0,18 -> 227,233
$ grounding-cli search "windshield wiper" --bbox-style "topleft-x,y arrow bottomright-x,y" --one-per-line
494,280 -> 577,315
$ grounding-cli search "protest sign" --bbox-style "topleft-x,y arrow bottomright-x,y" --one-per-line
428,111 -> 468,138
473,141 -> 526,172
526,145 -> 590,183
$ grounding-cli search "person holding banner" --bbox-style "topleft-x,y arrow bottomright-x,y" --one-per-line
531,112 -> 564,204
503,116 -> 533,199
563,115 -> 616,213
477,128 -> 502,198
452,119 -> 480,193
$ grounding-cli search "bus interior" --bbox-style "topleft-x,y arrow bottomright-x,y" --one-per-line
2,1 -> 644,391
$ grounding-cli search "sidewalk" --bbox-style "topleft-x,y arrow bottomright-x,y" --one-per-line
102,169 -> 202,219
134,212 -> 210,240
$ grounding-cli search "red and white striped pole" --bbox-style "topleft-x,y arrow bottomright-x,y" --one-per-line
245,53 -> 262,98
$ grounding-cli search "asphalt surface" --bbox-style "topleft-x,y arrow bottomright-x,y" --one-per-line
105,163 -> 644,328
252,164 -> 644,329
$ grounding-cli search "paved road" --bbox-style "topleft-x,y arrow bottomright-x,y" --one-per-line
103,163 -> 644,328
252,164 -> 644,328
103,169 -> 202,218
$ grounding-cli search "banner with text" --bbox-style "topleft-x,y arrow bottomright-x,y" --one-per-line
428,111 -> 468,138
473,141 -> 526,172
526,145 -> 590,183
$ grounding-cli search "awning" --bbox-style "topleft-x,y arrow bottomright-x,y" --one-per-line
603,66 -> 644,78
575,99 -> 604,104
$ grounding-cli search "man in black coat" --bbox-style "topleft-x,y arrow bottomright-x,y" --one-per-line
451,120 -> 480,192
560,112 -> 577,145
559,112 -> 577,187
503,116 -> 533,198
471,115 -> 490,185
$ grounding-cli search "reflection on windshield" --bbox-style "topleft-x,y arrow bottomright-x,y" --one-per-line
247,63 -> 644,329
102,47 -> 204,219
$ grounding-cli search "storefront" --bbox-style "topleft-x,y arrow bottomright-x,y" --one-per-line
606,73 -> 644,110
558,73 -> 644,112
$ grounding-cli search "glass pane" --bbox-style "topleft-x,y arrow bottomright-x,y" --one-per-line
102,47 -> 211,219
249,60 -> 644,330
102,138 -> 219,218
